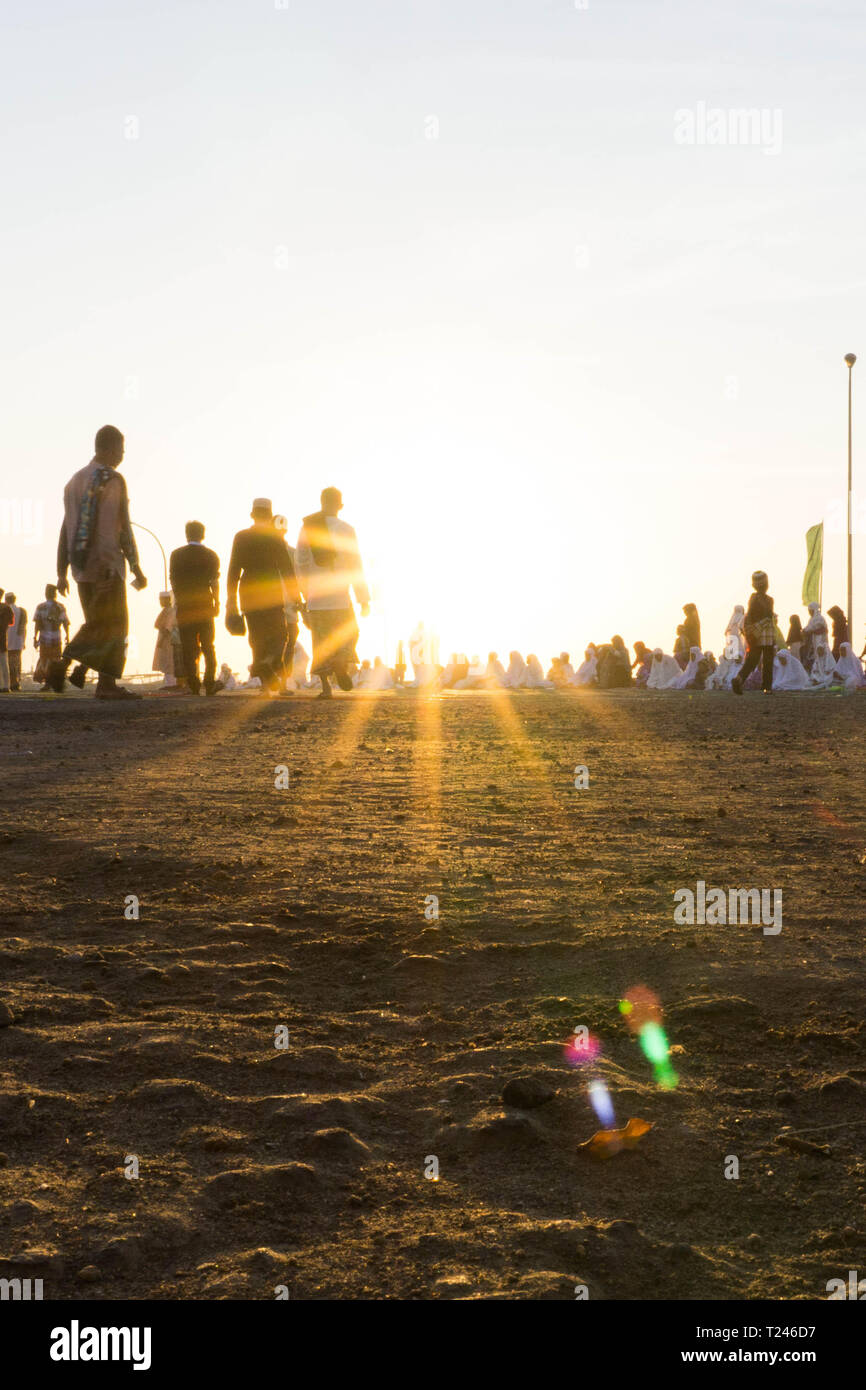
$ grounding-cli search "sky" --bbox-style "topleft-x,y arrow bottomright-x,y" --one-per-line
3,0 -> 866,674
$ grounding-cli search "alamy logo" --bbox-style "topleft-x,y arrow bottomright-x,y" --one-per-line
0,1277 -> 43,1300
827,1270 -> 866,1300
673,880 -> 782,935
50,1321 -> 152,1371
674,102 -> 783,156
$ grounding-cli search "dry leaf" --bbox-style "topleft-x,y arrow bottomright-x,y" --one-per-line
577,1117 -> 653,1159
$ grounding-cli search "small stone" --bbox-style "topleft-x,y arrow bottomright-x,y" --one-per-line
502,1075 -> 555,1110
77,1266 -> 100,1283
747,1233 -> 762,1248
0,1001 -> 14,1027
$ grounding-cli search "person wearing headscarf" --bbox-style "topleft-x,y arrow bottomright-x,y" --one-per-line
686,653 -> 713,690
504,651 -> 528,688
773,649 -> 810,690
647,648 -> 681,689
153,591 -> 179,688
772,614 -> 787,650
525,653 -> 554,688
724,605 -> 746,659
673,624 -> 689,668
597,640 -> 631,689
834,642 -> 865,689
800,602 -> 828,671
682,603 -> 701,651
809,639 -> 838,688
484,652 -> 507,686
673,645 -> 702,689
786,615 -> 803,662
573,644 -> 598,686
826,605 -> 849,661
732,571 -> 776,694
547,652 -> 575,687
632,641 -> 653,688
706,651 -> 742,690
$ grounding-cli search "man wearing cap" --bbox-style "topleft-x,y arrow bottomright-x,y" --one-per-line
732,571 -> 775,694
226,498 -> 299,692
295,487 -> 370,698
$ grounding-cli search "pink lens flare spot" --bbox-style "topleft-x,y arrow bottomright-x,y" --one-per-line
564,1029 -> 601,1066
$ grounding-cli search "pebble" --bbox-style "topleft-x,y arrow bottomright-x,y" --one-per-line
77,1266 -> 100,1283
0,1002 -> 14,1027
502,1075 -> 555,1110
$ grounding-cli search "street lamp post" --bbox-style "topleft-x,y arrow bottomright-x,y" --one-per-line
845,353 -> 856,642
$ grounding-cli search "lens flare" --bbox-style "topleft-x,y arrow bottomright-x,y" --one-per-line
588,1078 -> 616,1130
621,986 -> 679,1090
563,1028 -> 601,1067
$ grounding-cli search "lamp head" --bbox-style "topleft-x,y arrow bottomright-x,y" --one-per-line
845,353 -> 857,367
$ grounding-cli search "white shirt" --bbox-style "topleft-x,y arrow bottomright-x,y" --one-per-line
294,515 -> 369,612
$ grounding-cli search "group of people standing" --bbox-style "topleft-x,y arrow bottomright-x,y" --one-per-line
19,425 -> 369,700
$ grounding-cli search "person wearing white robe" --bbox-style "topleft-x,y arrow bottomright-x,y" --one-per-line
369,657 -> 394,690
558,652 -> 576,683
801,602 -> 828,670
809,639 -> 837,688
355,660 -> 373,688
573,645 -> 598,686
773,649 -> 810,690
706,652 -> 741,690
647,648 -> 681,689
724,605 -> 746,659
218,662 -> 240,691
525,654 -> 554,689
673,645 -> 702,689
484,652 -> 507,686
504,651 -> 527,688
834,641 -> 865,689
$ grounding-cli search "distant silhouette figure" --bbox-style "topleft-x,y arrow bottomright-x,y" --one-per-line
170,521 -> 222,695
732,571 -> 775,694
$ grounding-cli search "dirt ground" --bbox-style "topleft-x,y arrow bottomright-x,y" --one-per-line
1,686 -> 864,1301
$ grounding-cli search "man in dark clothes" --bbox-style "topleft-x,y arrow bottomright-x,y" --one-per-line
169,521 -> 223,695
226,498 -> 299,693
732,571 -> 775,694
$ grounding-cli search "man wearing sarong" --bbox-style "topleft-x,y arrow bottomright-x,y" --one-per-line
33,585 -> 70,687
226,498 -> 299,693
732,570 -> 775,695
295,487 -> 370,699
51,424 -> 147,700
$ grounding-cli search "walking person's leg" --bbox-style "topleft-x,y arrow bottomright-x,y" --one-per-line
0,652 -> 9,691
199,619 -> 220,693
179,622 -> 201,693
8,651 -> 21,690
732,645 -> 760,695
762,645 -> 775,692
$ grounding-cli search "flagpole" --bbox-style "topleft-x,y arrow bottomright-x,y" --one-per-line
845,353 -> 856,640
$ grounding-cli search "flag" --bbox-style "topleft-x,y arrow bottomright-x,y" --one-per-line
802,522 -> 823,605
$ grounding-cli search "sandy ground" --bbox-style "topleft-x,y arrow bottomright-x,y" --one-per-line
0,685 -> 864,1301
